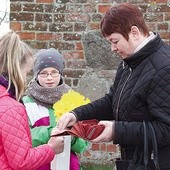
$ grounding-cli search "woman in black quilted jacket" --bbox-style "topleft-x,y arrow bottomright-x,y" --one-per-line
56,3 -> 170,170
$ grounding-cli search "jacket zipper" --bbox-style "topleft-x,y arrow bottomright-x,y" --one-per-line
115,67 -> 132,121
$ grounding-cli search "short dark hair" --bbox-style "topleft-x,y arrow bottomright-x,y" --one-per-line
100,3 -> 149,40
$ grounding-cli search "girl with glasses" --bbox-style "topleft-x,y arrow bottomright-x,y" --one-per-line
23,48 -> 88,170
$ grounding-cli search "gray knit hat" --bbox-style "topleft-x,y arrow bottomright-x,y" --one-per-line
33,48 -> 64,77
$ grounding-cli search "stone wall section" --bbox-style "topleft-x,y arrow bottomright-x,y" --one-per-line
10,0 -> 170,164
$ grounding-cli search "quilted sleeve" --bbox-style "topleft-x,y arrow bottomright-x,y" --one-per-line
114,65 -> 170,147
147,65 -> 170,146
1,104 -> 55,170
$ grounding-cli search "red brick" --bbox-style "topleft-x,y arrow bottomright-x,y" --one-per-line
10,22 -> 21,31
10,12 -> 34,21
50,42 -> 75,51
158,4 -> 170,12
63,69 -> 85,78
107,144 -> 116,152
23,22 -> 47,31
159,32 -> 170,39
63,33 -> 81,41
23,4 -> 43,12
157,23 -> 168,30
100,143 -> 107,151
98,5 -> 111,13
75,42 -> 83,50
91,143 -> 100,151
10,3 -> 21,12
36,32 -> 62,41
165,13 -> 170,21
83,151 -> 92,158
36,33 -> 53,40
35,14 -> 52,22
51,33 -> 62,40
18,32 -> 35,40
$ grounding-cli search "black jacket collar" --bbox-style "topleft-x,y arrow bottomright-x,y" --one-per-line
123,33 -> 163,68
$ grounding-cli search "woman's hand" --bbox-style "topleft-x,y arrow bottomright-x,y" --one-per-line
48,136 -> 64,154
91,121 -> 115,143
57,112 -> 77,130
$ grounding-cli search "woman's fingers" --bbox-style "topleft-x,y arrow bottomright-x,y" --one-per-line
57,112 -> 77,130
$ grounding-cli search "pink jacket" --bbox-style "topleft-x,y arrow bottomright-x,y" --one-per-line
0,85 -> 55,170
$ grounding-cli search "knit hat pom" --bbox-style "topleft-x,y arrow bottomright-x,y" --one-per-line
33,48 -> 64,77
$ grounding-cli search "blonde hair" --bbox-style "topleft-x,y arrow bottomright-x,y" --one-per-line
0,31 -> 33,100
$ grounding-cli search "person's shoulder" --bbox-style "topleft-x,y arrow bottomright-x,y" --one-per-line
149,44 -> 170,71
0,95 -> 25,117
161,43 -> 170,59
0,88 -> 16,107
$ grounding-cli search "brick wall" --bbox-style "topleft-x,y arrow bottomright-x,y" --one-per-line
10,0 -> 170,165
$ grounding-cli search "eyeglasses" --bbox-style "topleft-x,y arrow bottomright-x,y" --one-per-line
38,72 -> 60,78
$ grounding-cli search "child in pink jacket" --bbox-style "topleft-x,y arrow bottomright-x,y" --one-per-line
0,31 -> 64,169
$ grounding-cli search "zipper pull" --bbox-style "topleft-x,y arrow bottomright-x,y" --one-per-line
122,61 -> 125,69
